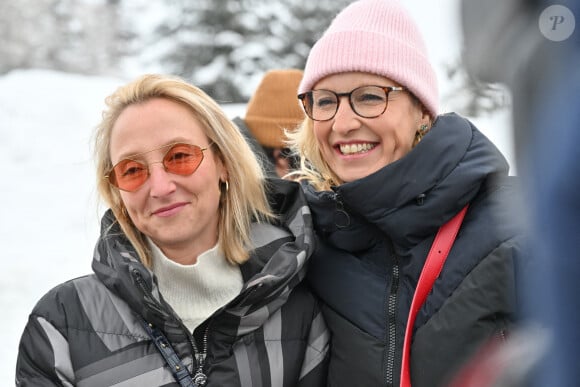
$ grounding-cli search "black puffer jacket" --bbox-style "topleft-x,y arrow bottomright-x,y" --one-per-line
16,179 -> 329,386
305,113 -> 525,387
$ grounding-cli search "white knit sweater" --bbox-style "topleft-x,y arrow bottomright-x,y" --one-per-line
148,240 -> 243,332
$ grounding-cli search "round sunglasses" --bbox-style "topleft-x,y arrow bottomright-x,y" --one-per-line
105,142 -> 212,192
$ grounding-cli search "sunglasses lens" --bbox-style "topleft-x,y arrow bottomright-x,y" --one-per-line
107,143 -> 206,192
164,144 -> 204,175
110,159 -> 149,191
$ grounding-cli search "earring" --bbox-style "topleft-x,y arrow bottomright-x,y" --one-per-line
119,204 -> 129,220
415,124 -> 429,144
221,180 -> 229,193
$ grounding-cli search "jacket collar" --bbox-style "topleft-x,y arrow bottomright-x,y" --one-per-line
305,113 -> 509,252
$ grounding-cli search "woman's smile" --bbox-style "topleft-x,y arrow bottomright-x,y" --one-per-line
336,142 -> 378,156
152,202 -> 189,217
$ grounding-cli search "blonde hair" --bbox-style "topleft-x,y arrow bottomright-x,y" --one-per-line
94,74 -> 272,267
286,118 -> 340,191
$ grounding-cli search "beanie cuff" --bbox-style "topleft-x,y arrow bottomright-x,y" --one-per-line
244,116 -> 301,148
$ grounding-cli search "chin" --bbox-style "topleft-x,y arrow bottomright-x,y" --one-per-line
337,169 -> 373,183
337,174 -> 360,184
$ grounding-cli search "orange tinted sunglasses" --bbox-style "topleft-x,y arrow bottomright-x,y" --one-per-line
105,142 -> 212,192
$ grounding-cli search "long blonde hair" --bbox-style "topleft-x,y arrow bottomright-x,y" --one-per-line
94,74 -> 272,267
286,118 -> 340,192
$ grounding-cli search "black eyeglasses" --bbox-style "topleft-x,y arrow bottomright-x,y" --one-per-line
298,85 -> 407,121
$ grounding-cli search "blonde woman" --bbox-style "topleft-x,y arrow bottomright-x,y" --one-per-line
16,74 -> 328,386
289,0 -> 526,386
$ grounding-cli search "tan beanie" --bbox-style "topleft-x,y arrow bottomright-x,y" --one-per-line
244,69 -> 305,148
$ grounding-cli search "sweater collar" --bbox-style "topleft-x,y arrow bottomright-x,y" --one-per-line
148,239 -> 243,332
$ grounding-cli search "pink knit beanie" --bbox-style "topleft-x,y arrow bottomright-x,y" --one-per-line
299,0 -> 439,117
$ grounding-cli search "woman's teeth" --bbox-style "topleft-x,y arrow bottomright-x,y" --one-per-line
339,143 -> 375,155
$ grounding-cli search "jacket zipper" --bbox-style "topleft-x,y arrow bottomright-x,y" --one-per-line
332,190 -> 400,385
333,191 -> 350,229
384,254 -> 400,386
191,325 -> 209,386
133,269 -> 208,385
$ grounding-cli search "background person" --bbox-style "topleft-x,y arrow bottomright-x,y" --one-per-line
459,0 -> 580,385
288,0 -> 527,386
16,74 -> 329,386
234,69 -> 304,178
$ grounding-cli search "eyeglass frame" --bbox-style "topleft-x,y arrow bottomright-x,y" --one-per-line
104,142 -> 213,192
297,85 -> 407,121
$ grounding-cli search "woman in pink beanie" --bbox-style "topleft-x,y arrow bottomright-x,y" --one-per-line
289,0 -> 527,386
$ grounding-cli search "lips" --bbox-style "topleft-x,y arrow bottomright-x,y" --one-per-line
337,142 -> 377,155
152,202 -> 188,217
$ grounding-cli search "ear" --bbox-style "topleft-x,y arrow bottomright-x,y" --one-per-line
418,104 -> 432,127
212,151 -> 228,183
219,168 -> 229,184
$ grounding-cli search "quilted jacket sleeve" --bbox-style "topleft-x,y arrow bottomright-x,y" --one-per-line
16,281 -> 77,387
16,311 -> 75,386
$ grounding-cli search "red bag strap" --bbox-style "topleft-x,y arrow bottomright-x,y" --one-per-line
400,204 -> 469,387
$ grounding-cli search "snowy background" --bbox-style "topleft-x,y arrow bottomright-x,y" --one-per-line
0,0 -> 515,383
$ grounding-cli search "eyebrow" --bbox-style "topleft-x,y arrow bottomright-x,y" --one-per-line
114,138 -> 202,161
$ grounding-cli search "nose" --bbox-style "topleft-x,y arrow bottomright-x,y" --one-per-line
147,162 -> 176,197
331,96 -> 361,134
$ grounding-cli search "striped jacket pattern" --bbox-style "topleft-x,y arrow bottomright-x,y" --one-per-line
16,179 -> 329,386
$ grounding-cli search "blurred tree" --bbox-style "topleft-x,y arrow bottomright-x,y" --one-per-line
0,0 -> 55,73
443,56 -> 510,117
0,0 -> 506,116
145,0 -> 351,102
0,0 -> 128,75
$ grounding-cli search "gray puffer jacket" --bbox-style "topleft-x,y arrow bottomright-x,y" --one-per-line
16,179 -> 329,387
